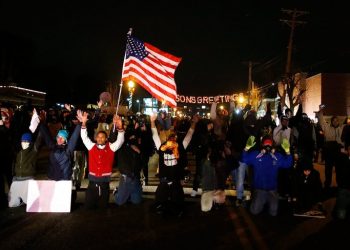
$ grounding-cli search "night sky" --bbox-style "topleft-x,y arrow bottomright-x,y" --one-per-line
1,1 -> 349,105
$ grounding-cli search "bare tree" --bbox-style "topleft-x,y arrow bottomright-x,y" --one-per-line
277,72 -> 306,113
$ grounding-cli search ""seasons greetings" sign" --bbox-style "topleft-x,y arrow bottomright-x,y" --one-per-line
176,94 -> 241,104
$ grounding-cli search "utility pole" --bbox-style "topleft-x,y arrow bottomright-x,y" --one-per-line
280,8 -> 309,75
242,60 -> 259,103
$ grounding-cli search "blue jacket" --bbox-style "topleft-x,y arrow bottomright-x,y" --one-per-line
40,124 -> 81,180
242,150 -> 292,191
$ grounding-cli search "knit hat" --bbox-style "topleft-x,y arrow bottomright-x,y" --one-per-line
57,130 -> 69,141
262,137 -> 273,147
21,133 -> 32,142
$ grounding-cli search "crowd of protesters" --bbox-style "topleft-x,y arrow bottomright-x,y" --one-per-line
1,96 -> 350,220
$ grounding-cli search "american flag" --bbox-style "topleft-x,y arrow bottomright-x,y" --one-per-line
121,35 -> 182,108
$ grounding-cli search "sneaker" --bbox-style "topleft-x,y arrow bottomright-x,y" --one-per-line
190,190 -> 197,197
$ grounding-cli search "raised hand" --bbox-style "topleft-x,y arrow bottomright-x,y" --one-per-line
64,104 -> 71,112
150,112 -> 157,123
77,110 -> 89,125
29,108 -> 40,133
76,110 -> 82,122
245,136 -> 256,151
281,138 -> 290,154
97,100 -> 103,109
32,108 -> 39,121
113,115 -> 123,130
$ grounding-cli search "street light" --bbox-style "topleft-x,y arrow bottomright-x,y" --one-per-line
127,80 -> 135,110
238,95 -> 245,104
136,99 -> 140,113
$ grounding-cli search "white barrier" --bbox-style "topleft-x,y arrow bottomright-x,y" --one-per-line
26,180 -> 72,213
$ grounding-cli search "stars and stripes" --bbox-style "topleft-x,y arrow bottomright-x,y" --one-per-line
122,35 -> 182,107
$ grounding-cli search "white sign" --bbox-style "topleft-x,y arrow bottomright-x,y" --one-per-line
26,180 -> 72,213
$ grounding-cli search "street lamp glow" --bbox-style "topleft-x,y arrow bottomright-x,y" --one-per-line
127,80 -> 135,89
219,105 -> 224,110
238,96 -> 245,104
136,99 -> 140,103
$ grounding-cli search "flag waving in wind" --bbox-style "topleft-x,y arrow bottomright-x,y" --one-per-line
122,34 -> 182,108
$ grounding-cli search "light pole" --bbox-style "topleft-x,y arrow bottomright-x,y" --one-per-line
136,99 -> 140,113
127,80 -> 135,110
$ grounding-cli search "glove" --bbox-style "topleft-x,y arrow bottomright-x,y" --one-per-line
245,136 -> 256,151
29,109 -> 40,133
281,139 -> 290,154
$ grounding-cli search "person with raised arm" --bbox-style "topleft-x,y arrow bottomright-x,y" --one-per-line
8,109 -> 42,207
242,136 -> 293,216
78,110 -> 124,209
150,112 -> 199,217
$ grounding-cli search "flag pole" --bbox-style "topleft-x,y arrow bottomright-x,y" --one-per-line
115,27 -> 132,116
113,28 -> 132,132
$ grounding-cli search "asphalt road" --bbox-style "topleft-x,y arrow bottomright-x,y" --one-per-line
1,152 -> 348,250
0,191 -> 349,250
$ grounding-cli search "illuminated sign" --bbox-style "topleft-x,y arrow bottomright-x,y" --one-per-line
176,94 -> 240,104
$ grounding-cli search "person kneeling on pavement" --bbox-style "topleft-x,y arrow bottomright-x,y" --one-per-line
78,111 -> 124,209
111,126 -> 142,206
242,136 -> 293,216
8,110 -> 41,207
291,159 -> 323,214
150,113 -> 199,217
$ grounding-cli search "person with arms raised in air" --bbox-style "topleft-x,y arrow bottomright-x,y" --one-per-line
315,105 -> 345,193
242,136 -> 293,216
8,109 -> 42,207
38,109 -> 81,181
150,112 -> 199,217
78,111 -> 124,209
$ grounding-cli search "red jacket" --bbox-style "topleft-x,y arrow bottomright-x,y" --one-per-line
88,144 -> 115,177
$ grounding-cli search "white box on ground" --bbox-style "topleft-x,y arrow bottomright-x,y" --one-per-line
26,180 -> 72,213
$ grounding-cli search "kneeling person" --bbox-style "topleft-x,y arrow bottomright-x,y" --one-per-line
112,128 -> 142,205
8,110 -> 41,207
79,111 -> 124,209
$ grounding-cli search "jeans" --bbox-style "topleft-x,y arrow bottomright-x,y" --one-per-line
115,175 -> 142,205
250,189 -> 279,216
231,161 -> 247,200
